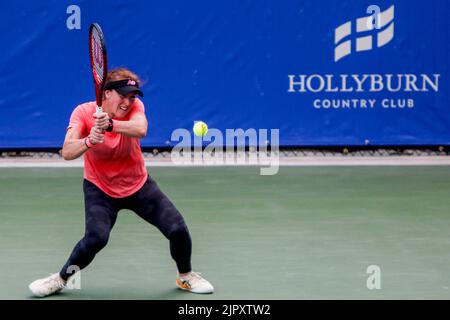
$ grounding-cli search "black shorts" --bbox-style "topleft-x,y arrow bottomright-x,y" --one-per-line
83,175 -> 189,240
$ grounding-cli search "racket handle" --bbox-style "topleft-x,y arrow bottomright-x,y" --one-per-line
96,106 -> 106,133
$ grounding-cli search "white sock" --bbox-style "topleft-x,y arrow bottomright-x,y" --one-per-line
179,272 -> 192,280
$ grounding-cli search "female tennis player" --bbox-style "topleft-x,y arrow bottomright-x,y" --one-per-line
29,68 -> 214,297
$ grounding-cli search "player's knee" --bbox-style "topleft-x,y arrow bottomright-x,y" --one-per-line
84,231 -> 109,252
168,224 -> 190,241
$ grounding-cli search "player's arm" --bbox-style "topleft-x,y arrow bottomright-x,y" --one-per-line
62,126 -> 104,160
95,112 -> 148,138
111,113 -> 147,138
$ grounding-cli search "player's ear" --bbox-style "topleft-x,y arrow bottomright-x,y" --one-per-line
104,90 -> 111,100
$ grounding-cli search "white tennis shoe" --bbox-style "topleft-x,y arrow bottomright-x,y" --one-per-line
176,271 -> 214,294
29,273 -> 66,297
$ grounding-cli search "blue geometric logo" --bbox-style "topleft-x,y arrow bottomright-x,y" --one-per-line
335,5 -> 394,62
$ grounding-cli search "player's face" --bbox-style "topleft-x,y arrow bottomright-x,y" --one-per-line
105,90 -> 136,118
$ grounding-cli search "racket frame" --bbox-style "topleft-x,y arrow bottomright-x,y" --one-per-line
89,23 -> 108,115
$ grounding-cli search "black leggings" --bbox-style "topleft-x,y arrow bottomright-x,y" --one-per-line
59,176 -> 192,280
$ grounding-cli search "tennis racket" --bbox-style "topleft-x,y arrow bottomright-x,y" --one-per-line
89,23 -> 108,115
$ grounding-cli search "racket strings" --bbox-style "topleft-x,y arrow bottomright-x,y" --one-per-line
90,30 -> 105,83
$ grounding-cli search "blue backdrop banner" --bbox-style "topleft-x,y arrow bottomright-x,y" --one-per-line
0,0 -> 449,148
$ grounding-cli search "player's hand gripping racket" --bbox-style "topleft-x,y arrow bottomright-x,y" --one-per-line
89,23 -> 108,115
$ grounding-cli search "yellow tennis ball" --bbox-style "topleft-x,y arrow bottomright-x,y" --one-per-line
193,121 -> 208,137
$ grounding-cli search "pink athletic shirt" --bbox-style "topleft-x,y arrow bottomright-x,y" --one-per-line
67,99 -> 148,198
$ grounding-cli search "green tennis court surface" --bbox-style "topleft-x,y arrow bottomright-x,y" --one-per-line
1,166 -> 450,299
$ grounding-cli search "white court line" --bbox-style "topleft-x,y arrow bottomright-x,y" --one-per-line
0,156 -> 450,167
